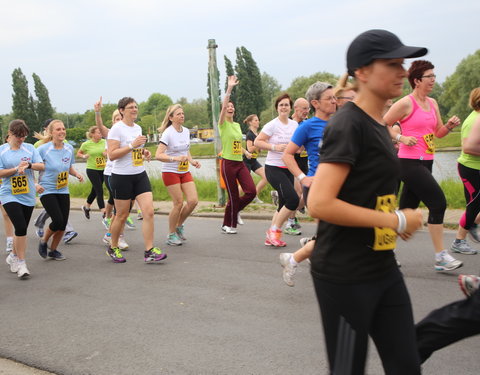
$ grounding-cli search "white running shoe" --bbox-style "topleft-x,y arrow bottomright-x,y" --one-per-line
103,234 -> 112,246
17,262 -> 30,279
118,235 -> 129,250
6,253 -> 19,273
435,250 -> 463,272
221,226 -> 237,234
279,253 -> 297,287
5,239 -> 13,254
237,213 -> 244,225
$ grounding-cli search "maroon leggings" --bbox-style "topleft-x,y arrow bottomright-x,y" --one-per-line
221,159 -> 256,228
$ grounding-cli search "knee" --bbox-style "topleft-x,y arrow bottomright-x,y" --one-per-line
285,195 -> 300,211
186,199 -> 198,209
172,199 -> 184,210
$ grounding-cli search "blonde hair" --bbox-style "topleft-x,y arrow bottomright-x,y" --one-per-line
469,88 -> 480,112
34,119 -> 64,145
334,73 -> 357,97
243,114 -> 258,126
111,109 -> 121,124
158,104 -> 183,133
86,126 -> 99,140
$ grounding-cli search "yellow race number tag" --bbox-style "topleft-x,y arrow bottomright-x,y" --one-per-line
95,156 -> 106,169
232,141 -> 242,155
178,160 -> 189,172
373,194 -> 397,251
132,148 -> 144,167
56,171 -> 68,189
11,175 -> 29,195
423,133 -> 435,154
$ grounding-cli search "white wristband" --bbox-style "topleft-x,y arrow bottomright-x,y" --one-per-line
271,144 -> 275,151
394,210 -> 407,234
128,143 -> 134,150
395,134 -> 402,142
296,173 -> 306,181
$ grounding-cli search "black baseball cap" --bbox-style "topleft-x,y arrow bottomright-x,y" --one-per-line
347,29 -> 428,76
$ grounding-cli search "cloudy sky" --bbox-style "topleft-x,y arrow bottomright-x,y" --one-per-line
0,0 -> 477,115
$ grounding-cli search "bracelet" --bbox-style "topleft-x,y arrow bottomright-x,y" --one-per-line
394,210 -> 407,234
169,156 -> 174,162
95,112 -> 101,115
128,143 -> 134,150
395,134 -> 402,142
271,144 -> 275,151
296,173 -> 306,181
445,124 -> 453,132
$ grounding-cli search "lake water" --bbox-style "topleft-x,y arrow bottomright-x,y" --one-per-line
71,150 -> 462,182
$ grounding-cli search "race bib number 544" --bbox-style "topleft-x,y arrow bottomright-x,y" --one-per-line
373,194 -> 397,251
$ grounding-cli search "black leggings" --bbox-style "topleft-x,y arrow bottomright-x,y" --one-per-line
312,268 -> 421,375
104,174 -> 114,206
399,158 -> 446,224
86,169 -> 105,209
265,165 -> 299,211
2,202 -> 34,236
457,162 -> 480,230
40,194 -> 70,232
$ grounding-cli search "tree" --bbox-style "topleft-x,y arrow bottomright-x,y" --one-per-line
182,98 -> 209,128
32,73 -> 54,126
234,46 -> 265,132
439,50 -> 480,121
11,68 -> 38,135
224,55 -> 237,106
287,72 -> 338,101
261,72 -> 282,113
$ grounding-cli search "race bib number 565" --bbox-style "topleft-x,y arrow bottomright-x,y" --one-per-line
11,175 -> 29,195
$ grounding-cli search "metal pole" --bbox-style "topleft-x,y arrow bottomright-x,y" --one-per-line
207,39 -> 225,207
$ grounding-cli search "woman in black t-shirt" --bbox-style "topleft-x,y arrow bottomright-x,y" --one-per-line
308,29 -> 426,374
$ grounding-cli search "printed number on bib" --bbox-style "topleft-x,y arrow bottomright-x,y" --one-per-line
373,194 -> 397,251
178,160 -> 189,172
232,140 -> 242,155
132,148 -> 144,167
95,156 -> 106,169
56,171 -> 69,189
251,150 -> 258,159
300,150 -> 308,158
423,133 -> 435,154
11,175 -> 29,195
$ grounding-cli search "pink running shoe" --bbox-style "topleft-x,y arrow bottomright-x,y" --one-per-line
266,228 -> 286,247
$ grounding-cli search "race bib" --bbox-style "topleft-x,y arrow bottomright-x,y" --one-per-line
251,150 -> 258,159
132,148 -> 144,167
56,171 -> 68,189
11,175 -> 29,195
232,140 -> 242,155
95,156 -> 106,169
178,160 -> 189,172
373,194 -> 397,251
300,150 -> 308,158
423,133 -> 435,154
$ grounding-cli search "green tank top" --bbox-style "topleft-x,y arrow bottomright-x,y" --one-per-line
219,120 -> 243,161
458,111 -> 480,170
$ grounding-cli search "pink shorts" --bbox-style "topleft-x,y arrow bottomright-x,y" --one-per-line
162,171 -> 194,186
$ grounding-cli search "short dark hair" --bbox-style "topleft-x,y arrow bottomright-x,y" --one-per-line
118,97 -> 136,110
408,60 -> 434,89
274,93 -> 293,110
9,119 -> 29,138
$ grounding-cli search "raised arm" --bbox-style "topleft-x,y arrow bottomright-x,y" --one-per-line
219,76 -> 238,126
94,96 -> 110,138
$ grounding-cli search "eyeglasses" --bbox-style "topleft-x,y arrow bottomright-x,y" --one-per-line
337,96 -> 354,101
319,96 -> 337,102
421,74 -> 436,79
125,105 -> 138,110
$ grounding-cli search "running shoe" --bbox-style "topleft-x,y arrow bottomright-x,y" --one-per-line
279,253 -> 297,287
292,217 -> 302,230
298,207 -> 306,214
35,227 -> 44,238
435,251 -> 463,272
221,225 -> 237,234
38,241 -> 48,259
144,247 -> 167,263
5,239 -> 13,254
125,216 -> 136,229
458,274 -> 480,297
103,233 -> 112,246
450,239 -> 478,255
300,236 -> 313,247
48,250 -> 66,261
118,235 -> 129,250
253,196 -> 264,204
265,228 -> 286,247
468,224 -> 480,243
166,232 -> 182,246
270,190 -> 279,206
176,225 -> 186,241
63,231 -> 78,244
6,253 -> 19,273
102,217 -> 111,230
17,262 -> 30,279
106,247 -> 126,263
284,225 -> 301,236
237,213 -> 244,225
137,210 -> 143,220
82,205 -> 91,219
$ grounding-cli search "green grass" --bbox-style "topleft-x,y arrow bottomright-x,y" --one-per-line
435,130 -> 461,148
145,142 -> 216,158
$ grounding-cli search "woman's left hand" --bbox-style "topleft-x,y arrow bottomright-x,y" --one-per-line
192,160 -> 201,168
76,174 -> 84,182
447,116 -> 461,129
143,149 -> 152,161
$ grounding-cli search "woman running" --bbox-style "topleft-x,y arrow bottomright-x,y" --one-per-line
1,120 -> 44,279
106,97 -> 166,263
77,126 -> 107,221
218,76 -> 256,234
36,120 -> 83,261
309,29 -> 426,374
156,104 -> 200,245
243,114 -> 268,203
384,60 -> 466,271
255,93 -> 299,247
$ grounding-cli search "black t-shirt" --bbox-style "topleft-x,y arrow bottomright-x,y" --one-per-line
243,130 -> 258,160
310,102 -> 400,283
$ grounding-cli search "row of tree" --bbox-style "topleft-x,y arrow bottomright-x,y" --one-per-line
2,48 -> 479,144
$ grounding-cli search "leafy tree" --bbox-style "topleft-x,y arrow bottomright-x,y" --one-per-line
261,72 -> 282,115
234,46 -> 265,132
287,72 -> 338,101
439,50 -> 480,121
183,98 -> 209,128
139,93 -> 173,117
66,126 -> 89,144
32,73 -> 54,126
11,68 -> 38,137
224,55 -> 237,106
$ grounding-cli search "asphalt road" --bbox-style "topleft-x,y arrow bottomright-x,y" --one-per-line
1,210 -> 479,375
